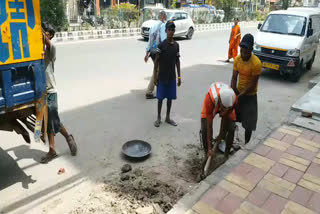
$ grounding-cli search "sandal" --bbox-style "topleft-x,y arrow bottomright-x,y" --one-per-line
154,120 -> 161,127
146,94 -> 156,99
40,152 -> 58,164
67,135 -> 77,156
165,118 -> 177,126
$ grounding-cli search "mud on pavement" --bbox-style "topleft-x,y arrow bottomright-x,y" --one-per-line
69,144 -> 234,214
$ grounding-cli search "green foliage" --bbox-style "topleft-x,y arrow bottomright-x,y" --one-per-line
40,0 -> 68,31
171,0 -> 177,9
101,3 -> 139,29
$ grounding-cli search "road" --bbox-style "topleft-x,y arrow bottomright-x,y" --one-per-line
0,27 -> 319,214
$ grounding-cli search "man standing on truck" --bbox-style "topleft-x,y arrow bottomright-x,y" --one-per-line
231,34 -> 262,145
40,25 -> 78,163
226,18 -> 241,62
144,11 -> 167,99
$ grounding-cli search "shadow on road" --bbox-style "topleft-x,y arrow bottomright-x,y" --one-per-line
0,147 -> 37,191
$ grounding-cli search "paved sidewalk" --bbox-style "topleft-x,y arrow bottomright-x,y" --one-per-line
187,126 -> 320,214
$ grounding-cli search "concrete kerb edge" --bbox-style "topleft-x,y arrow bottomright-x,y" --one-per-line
52,21 -> 258,43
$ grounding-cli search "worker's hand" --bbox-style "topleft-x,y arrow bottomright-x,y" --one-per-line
144,54 -> 149,63
207,149 -> 214,157
214,136 -> 222,144
177,78 -> 181,87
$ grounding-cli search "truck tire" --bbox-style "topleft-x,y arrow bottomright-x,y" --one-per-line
306,53 -> 315,71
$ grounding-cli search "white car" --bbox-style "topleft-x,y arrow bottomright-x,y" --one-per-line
141,9 -> 195,40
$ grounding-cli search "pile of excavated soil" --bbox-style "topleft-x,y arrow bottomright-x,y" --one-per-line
70,165 -> 185,214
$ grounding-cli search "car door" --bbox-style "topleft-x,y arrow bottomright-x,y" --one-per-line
172,13 -> 183,35
180,13 -> 189,35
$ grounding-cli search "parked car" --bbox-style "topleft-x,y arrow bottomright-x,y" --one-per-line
141,9 -> 195,40
254,9 -> 320,82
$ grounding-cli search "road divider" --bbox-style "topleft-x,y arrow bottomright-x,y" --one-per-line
53,21 -> 258,43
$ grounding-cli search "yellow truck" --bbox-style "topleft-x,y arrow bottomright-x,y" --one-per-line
0,0 -> 47,143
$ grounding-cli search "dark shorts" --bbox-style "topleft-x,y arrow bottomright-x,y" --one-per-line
200,117 -> 236,154
47,93 -> 63,135
235,93 -> 258,131
157,80 -> 177,100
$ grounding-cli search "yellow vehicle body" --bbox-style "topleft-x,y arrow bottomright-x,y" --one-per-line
0,0 -> 47,143
0,0 -> 43,66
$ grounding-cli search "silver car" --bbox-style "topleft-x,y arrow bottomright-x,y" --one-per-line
141,9 -> 195,40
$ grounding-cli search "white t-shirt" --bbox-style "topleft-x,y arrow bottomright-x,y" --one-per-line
44,43 -> 57,94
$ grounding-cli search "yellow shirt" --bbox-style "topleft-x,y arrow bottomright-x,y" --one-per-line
233,54 -> 262,95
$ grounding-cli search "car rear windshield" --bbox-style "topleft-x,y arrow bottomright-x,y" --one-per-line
261,14 -> 307,36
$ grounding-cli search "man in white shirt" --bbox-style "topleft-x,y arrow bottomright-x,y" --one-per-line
144,11 -> 167,99
40,25 -> 77,163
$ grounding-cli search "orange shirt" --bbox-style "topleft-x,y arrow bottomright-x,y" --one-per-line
201,93 -> 237,121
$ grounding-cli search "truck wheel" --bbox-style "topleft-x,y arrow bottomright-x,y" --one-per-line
290,60 -> 303,82
186,27 -> 194,40
306,53 -> 315,70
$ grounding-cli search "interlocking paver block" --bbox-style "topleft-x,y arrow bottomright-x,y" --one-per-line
216,193 -> 243,214
285,201 -> 317,214
258,179 -> 292,198
254,144 -> 272,157
239,201 -> 268,214
282,126 -> 303,133
264,173 -> 296,191
289,186 -> 313,206
192,201 -> 223,214
293,141 -> 318,153
300,130 -> 316,141
282,135 -> 297,144
218,180 -> 249,199
279,158 -> 308,172
226,173 -> 255,191
287,146 -> 315,161
264,138 -> 290,151
262,193 -> 288,214
312,158 -> 320,165
278,128 -> 300,137
282,153 -> 311,166
303,173 -> 320,185
296,138 -> 320,149
306,163 -> 320,177
307,192 -> 320,213
247,186 -> 271,207
283,168 -> 304,184
281,209 -> 295,214
232,209 -> 248,214
244,153 -> 275,172
270,163 -> 289,178
271,131 -> 286,141
298,179 -> 320,193
201,186 -> 229,208
266,148 -> 284,162
245,167 -> 266,185
232,163 -> 254,177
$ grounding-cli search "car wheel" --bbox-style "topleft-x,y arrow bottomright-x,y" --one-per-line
290,60 -> 304,82
186,27 -> 194,40
306,53 -> 315,70
143,37 -> 148,41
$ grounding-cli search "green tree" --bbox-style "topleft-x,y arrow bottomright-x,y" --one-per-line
40,0 -> 68,31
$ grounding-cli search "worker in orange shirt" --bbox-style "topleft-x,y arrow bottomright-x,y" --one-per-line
200,82 -> 238,164
226,18 -> 241,62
